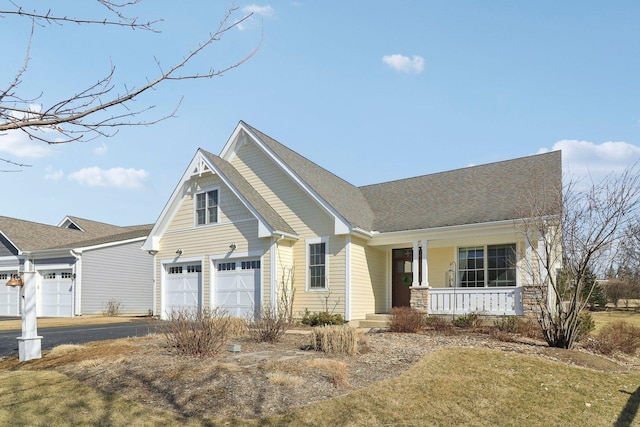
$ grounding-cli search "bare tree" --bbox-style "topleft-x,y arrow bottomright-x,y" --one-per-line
1,1 -> 258,169
519,165 -> 640,349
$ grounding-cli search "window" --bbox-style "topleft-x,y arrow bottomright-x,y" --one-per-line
196,189 -> 218,225
308,241 -> 326,289
217,262 -> 236,271
458,244 -> 516,287
241,260 -> 260,270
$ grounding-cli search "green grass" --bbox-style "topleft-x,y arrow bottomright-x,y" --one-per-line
3,347 -> 640,426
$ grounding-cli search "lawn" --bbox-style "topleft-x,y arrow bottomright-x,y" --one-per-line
591,310 -> 640,332
1,312 -> 640,426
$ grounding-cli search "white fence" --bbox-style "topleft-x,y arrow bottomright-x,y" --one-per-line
428,287 -> 523,316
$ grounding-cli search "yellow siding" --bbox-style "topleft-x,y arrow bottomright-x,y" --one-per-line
350,237 -> 387,320
168,173 -> 253,231
231,140 -> 345,317
428,247 -> 455,288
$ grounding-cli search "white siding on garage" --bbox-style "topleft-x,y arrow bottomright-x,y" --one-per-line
0,271 -> 20,316
80,240 -> 153,316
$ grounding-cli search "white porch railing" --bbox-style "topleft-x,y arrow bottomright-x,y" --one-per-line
428,287 -> 523,316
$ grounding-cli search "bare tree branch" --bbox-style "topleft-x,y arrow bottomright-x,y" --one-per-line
518,164 -> 640,348
1,1 -> 259,167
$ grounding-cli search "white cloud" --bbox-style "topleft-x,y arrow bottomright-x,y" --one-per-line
237,4 -> 274,30
68,166 -> 149,189
93,142 -> 108,155
0,130 -> 53,158
538,139 -> 640,183
382,54 -> 425,74
243,4 -> 275,16
44,169 -> 64,180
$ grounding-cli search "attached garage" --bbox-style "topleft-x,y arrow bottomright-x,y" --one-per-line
215,259 -> 260,318
39,270 -> 74,317
0,272 -> 20,316
164,263 -> 202,315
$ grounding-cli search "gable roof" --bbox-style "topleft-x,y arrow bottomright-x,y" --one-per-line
0,215 -> 151,253
360,151 -> 562,232
241,122 -> 376,231
200,150 -> 296,236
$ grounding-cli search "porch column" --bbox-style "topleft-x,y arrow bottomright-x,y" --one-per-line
421,239 -> 429,287
524,235 -> 533,286
412,240 -> 419,286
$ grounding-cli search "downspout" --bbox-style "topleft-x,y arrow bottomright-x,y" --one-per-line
70,249 -> 82,316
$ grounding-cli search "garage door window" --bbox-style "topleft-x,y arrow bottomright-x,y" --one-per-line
168,266 -> 183,274
43,272 -> 56,279
241,261 -> 260,270
218,262 -> 236,271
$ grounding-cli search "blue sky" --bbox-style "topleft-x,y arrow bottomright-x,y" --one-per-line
2,1 -> 640,227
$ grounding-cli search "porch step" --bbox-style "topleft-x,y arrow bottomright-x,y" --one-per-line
357,313 -> 391,329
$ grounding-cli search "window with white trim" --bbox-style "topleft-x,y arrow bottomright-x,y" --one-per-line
308,241 -> 327,289
196,189 -> 218,225
458,243 -> 516,287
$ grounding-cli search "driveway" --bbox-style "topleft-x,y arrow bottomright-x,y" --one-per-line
0,320 -> 159,357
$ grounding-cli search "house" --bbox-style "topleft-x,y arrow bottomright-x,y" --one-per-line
0,215 -> 154,317
142,121 -> 562,321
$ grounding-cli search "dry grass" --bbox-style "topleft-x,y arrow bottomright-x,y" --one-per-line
308,325 -> 359,355
47,344 -> 86,357
591,310 -> 640,332
306,358 -> 350,388
266,371 -> 305,387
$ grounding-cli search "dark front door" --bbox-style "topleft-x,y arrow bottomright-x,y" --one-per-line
392,248 -> 415,307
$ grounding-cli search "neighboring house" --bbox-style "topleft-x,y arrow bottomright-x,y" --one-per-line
0,216 -> 153,317
143,121 -> 562,321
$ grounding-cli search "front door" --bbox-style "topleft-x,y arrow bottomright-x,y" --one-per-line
392,248 -> 415,307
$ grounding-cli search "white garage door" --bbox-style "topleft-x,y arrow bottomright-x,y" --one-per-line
0,272 -> 20,316
165,263 -> 202,315
40,270 -> 74,317
215,259 -> 260,319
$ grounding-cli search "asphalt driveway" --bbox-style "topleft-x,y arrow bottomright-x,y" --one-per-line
0,320 -> 159,357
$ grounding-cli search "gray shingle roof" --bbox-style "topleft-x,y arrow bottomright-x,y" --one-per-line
243,122 -> 376,231
360,151 -> 562,232
0,216 -> 151,252
201,150 -> 297,236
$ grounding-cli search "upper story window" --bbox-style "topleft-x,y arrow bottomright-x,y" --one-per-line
458,243 -> 517,287
196,189 -> 218,226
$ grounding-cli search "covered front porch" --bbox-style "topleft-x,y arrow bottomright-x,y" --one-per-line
367,221 -> 541,317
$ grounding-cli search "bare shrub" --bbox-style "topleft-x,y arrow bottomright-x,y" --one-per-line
306,358 -> 350,388
584,321 -> 640,356
494,316 -> 520,333
309,325 -> 359,355
423,316 -> 456,334
388,306 -> 424,333
250,266 -> 295,343
226,317 -> 249,338
102,299 -> 122,317
161,307 -> 232,357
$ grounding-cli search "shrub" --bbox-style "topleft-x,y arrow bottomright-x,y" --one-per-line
250,303 -> 293,343
494,316 -> 520,333
423,316 -> 456,334
584,321 -> 640,355
576,312 -> 596,342
388,306 -> 424,333
301,309 -> 345,327
453,312 -> 482,329
161,307 -> 232,357
309,325 -> 359,355
102,299 -> 122,317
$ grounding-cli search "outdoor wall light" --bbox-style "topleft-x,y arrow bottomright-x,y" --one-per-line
175,249 -> 183,256
6,275 -> 23,287
229,243 -> 237,251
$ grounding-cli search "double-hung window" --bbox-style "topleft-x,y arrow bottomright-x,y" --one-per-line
458,243 -> 516,287
308,240 -> 327,290
196,189 -> 218,225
